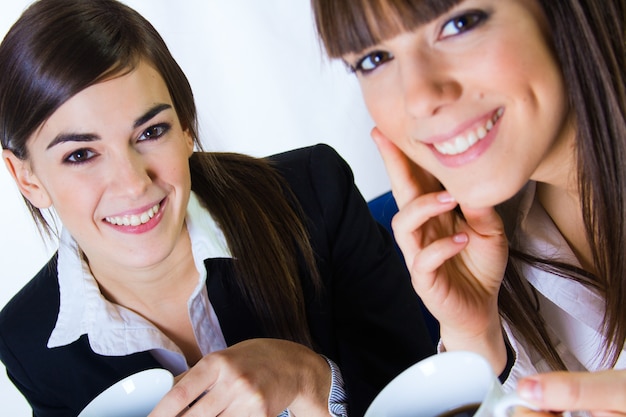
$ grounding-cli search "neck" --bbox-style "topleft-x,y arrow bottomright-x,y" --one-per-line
536,181 -> 594,273
89,226 -> 198,314
531,113 -> 594,271
89,226 -> 203,364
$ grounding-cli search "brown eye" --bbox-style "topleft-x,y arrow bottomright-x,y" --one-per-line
139,123 -> 170,141
440,10 -> 487,39
354,50 -> 394,74
65,148 -> 96,164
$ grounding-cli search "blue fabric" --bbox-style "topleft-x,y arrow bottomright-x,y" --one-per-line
366,192 -> 399,234
367,191 -> 440,343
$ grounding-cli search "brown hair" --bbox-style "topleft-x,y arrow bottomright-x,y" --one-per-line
312,0 -> 626,368
0,0 -> 320,347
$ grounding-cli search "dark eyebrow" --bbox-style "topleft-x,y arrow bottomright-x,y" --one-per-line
133,103 -> 172,129
46,103 -> 173,150
46,133 -> 99,150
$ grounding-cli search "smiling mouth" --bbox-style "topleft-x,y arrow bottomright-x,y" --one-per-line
433,108 -> 504,156
105,203 -> 160,226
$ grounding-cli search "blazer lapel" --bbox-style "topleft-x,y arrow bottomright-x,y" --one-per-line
203,258 -> 265,346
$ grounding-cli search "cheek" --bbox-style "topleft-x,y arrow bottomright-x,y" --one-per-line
156,155 -> 192,193
363,89 -> 407,141
46,180 -> 99,232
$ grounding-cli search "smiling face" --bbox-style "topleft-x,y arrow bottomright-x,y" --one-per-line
344,0 -> 575,208
4,61 -> 195,276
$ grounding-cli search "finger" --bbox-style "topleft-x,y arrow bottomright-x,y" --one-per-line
191,375 -> 271,417
518,371 -> 626,414
410,233 -> 468,293
459,205 -> 505,238
213,391 -> 269,417
184,383 -> 231,417
371,127 -> 439,208
148,365 -> 219,417
391,191 -> 458,260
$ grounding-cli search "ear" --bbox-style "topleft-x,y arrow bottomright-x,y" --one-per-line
184,128 -> 195,157
2,149 -> 52,208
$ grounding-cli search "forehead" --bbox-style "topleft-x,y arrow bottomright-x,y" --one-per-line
31,62 -> 172,142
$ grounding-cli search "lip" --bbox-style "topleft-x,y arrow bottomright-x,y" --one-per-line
421,108 -> 501,144
426,108 -> 503,168
103,198 -> 167,234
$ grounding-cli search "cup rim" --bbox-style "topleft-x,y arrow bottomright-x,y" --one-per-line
77,368 -> 174,417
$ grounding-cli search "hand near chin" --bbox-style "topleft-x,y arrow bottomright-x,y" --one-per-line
514,370 -> 626,417
147,339 -> 331,417
372,127 -> 509,364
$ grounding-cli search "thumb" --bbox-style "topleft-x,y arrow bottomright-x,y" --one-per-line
459,205 -> 505,238
517,371 -> 626,413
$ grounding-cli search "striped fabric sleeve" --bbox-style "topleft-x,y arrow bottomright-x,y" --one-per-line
322,355 -> 349,416
278,355 -> 349,417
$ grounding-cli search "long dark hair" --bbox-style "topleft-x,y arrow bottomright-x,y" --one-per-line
312,0 -> 626,368
0,0 -> 320,347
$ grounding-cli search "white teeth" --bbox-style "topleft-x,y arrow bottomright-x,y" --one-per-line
105,203 -> 160,226
433,108 -> 503,156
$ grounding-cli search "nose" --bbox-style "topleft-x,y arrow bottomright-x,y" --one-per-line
399,51 -> 461,119
107,148 -> 151,198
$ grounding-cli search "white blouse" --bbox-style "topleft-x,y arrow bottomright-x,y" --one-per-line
500,182 -> 626,391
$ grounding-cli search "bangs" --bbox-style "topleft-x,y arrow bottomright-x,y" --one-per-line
313,0 -> 462,57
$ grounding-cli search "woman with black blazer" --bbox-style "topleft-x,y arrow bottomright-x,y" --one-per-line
0,1 -> 434,416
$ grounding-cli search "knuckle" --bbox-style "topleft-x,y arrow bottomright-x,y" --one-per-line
168,384 -> 194,404
248,391 -> 270,413
233,375 -> 256,393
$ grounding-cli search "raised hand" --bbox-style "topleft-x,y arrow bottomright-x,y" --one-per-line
372,127 -> 510,371
148,339 -> 332,417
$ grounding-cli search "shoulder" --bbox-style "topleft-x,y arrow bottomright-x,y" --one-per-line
0,255 -> 60,350
267,143 -> 350,176
267,143 -> 343,164
267,144 -> 354,200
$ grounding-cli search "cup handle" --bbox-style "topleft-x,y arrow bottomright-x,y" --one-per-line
492,392 -> 539,417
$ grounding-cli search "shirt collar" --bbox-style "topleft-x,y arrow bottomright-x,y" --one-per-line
47,192 -> 231,355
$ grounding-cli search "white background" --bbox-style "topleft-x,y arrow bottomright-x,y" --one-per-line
0,0 -> 390,414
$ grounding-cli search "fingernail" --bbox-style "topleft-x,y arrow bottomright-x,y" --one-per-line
452,233 -> 468,243
437,191 -> 455,203
518,378 -> 543,402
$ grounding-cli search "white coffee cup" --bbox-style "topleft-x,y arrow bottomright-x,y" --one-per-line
77,368 -> 174,417
364,351 -> 537,417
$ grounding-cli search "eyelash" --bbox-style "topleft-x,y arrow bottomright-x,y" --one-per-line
139,123 -> 171,141
350,9 -> 488,75
64,148 -> 96,165
439,9 -> 488,39
350,51 -> 394,75
62,123 -> 172,165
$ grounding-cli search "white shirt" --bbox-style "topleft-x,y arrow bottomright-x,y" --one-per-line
47,192 -> 229,374
501,182 -> 626,391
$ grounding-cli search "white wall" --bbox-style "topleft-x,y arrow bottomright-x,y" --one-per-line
0,1 -> 389,414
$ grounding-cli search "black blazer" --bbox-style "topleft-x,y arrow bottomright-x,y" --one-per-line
0,144 -> 434,417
